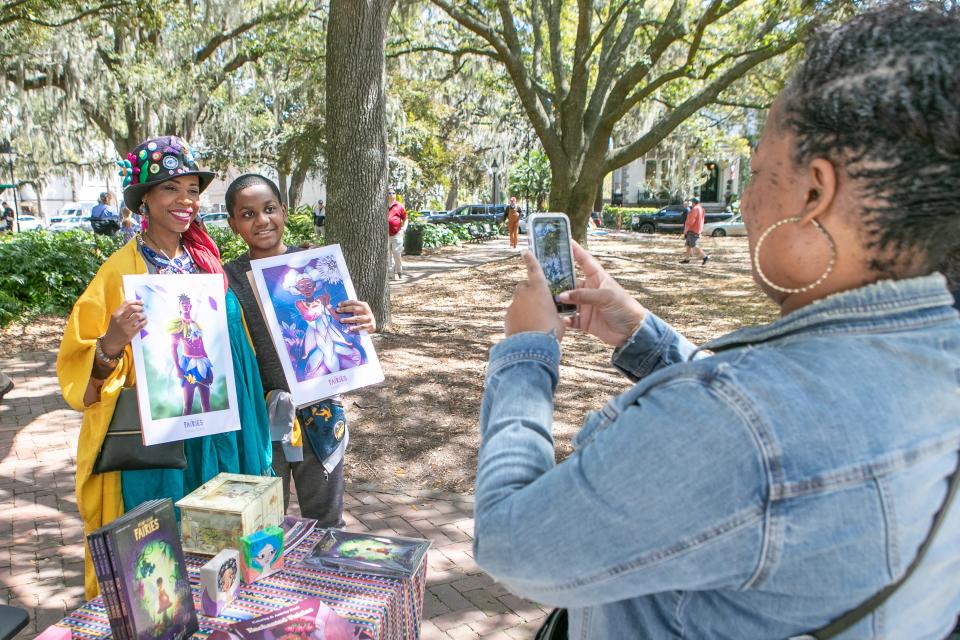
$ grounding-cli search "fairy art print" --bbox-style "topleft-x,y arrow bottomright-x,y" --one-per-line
250,245 -> 384,406
123,273 -> 241,445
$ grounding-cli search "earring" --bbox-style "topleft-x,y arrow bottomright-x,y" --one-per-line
753,216 -> 837,294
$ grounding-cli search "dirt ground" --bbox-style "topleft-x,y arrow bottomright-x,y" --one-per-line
0,232 -> 779,493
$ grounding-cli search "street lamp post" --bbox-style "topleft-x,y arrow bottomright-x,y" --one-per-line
491,158 -> 500,205
0,140 -> 19,233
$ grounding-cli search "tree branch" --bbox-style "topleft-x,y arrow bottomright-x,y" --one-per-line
386,44 -> 498,60
0,2 -> 123,28
606,28 -> 808,171
193,2 -> 309,65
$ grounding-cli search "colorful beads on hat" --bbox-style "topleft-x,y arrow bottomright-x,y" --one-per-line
162,155 -> 180,170
151,151 -> 161,161
149,164 -> 160,174
147,141 -> 158,151
116,159 -> 134,188
138,149 -> 147,160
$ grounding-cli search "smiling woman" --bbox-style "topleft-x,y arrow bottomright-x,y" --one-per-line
57,136 -> 274,600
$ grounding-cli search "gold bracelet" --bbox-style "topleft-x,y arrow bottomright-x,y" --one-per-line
95,336 -> 122,368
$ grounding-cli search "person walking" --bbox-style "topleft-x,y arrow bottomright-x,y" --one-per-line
680,196 -> 709,265
505,196 -> 522,248
387,188 -> 406,280
1,201 -> 13,234
313,198 -> 325,236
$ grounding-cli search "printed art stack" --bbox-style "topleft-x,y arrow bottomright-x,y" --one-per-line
86,498 -> 198,640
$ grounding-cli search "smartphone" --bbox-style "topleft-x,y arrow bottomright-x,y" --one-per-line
527,213 -> 577,315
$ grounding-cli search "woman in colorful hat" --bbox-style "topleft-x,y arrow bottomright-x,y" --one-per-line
56,136 -> 273,599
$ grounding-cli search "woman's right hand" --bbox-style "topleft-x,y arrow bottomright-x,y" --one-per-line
558,242 -> 647,348
101,300 -> 146,357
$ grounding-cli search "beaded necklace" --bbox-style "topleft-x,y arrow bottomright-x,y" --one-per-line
136,233 -> 198,275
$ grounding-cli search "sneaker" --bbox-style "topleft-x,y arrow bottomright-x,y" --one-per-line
0,377 -> 13,402
702,255 -> 710,266
679,259 -> 690,264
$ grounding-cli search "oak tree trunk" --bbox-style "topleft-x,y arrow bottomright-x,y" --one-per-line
325,0 -> 394,327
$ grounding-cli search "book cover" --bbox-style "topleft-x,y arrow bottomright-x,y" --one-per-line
206,597 -> 372,640
280,516 -> 317,555
249,246 -> 384,407
302,529 -> 431,578
87,530 -> 130,640
107,498 -> 199,640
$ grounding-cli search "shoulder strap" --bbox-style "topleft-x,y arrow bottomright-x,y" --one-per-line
813,452 -> 960,639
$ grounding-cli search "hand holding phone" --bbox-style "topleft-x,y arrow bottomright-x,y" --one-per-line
527,213 -> 577,316
504,251 -> 568,339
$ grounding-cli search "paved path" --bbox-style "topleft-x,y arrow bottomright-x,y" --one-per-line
0,238 -> 547,640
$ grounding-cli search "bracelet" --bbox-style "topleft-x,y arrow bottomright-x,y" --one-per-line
95,336 -> 122,368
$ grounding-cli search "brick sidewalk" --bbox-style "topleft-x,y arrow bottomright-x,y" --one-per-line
0,351 -> 545,639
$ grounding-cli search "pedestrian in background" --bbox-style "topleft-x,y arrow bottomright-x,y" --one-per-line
680,196 -> 709,265
505,196 -> 521,249
387,188 -> 407,280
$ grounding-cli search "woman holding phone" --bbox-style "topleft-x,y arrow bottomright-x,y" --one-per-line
474,6 -> 960,638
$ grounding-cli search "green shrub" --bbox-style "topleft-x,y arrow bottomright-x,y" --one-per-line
0,230 -> 124,326
421,223 -> 462,248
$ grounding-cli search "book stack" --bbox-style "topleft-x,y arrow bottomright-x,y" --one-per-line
87,498 -> 198,640
302,529 -> 431,579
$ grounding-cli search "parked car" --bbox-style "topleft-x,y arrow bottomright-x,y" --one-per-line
631,205 -> 733,234
61,201 -> 97,218
16,215 -> 44,231
49,215 -> 93,233
200,212 -> 230,229
703,213 -> 746,237
433,204 -> 507,224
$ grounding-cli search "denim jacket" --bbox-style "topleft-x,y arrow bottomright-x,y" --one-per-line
476,274 -> 960,639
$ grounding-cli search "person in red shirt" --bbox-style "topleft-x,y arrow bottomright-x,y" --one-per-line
680,196 -> 709,265
387,188 -> 407,280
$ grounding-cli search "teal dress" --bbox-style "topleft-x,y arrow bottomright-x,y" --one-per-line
121,288 -> 273,511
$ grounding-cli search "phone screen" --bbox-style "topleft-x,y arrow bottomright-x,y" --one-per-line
531,216 -> 577,314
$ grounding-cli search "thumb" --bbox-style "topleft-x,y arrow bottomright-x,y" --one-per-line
522,251 -> 547,284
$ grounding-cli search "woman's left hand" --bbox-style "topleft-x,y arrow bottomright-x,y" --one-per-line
505,251 -> 565,340
338,300 -> 377,333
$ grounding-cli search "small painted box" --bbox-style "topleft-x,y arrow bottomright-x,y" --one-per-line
239,525 -> 284,583
199,549 -> 240,617
176,473 -> 283,555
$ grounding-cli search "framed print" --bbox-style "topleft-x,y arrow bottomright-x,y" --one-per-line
123,273 -> 241,445
249,245 -> 384,406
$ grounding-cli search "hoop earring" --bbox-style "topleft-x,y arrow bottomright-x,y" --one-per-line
753,216 -> 837,294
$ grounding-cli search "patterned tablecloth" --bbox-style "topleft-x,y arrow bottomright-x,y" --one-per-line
53,529 -> 426,640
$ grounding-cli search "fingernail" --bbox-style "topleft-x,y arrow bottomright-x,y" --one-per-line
557,292 -> 570,302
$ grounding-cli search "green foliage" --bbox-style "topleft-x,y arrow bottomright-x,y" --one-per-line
420,223 -> 460,249
508,149 -> 551,210
0,230 -> 123,326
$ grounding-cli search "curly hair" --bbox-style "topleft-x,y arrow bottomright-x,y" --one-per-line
225,173 -> 283,218
779,3 -> 960,278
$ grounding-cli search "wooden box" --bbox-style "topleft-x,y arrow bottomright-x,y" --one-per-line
176,473 -> 283,555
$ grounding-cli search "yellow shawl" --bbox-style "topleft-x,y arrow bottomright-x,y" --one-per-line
57,241 -> 146,599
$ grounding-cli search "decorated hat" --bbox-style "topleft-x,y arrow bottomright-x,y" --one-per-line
118,136 -> 215,211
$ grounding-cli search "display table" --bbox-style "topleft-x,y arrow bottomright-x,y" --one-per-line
51,530 -> 426,640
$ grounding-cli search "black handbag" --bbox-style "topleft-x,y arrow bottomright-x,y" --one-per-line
93,388 -> 187,474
